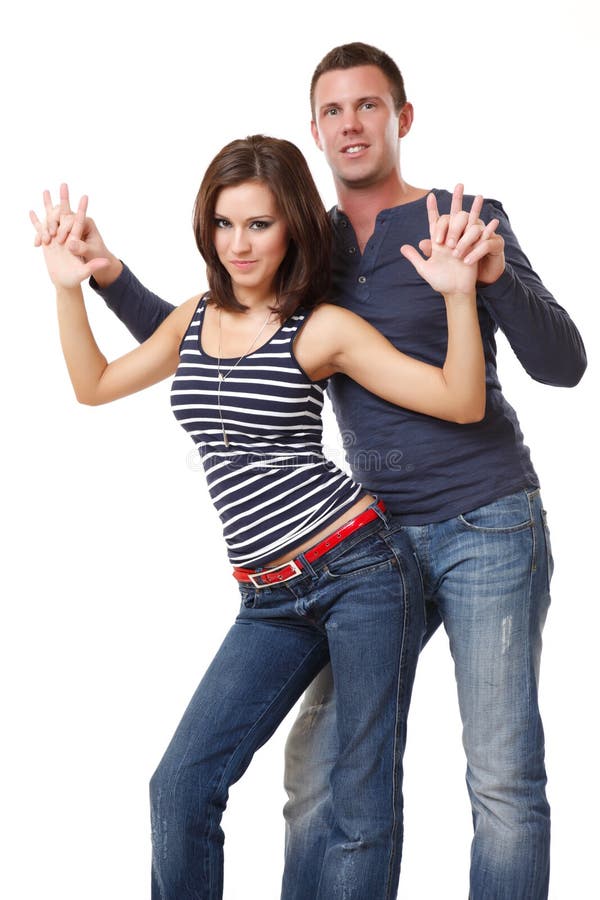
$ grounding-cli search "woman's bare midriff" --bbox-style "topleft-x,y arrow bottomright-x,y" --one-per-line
263,494 -> 376,568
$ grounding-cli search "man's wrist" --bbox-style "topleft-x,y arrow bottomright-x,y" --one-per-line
477,265 -> 512,294
92,255 -> 123,289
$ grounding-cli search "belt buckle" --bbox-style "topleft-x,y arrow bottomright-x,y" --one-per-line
248,558 -> 302,588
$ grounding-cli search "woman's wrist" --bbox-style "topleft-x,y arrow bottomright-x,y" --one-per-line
443,289 -> 475,303
55,284 -> 84,300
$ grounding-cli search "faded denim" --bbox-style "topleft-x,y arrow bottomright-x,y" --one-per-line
283,489 -> 553,900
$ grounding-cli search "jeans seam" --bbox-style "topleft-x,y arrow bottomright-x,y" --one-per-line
381,538 -> 410,900
524,490 -> 542,898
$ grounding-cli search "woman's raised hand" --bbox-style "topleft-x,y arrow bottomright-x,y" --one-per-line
30,190 -> 109,289
401,185 -> 500,297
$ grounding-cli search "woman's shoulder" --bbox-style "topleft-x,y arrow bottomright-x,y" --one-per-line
156,293 -> 205,341
302,301 -> 362,331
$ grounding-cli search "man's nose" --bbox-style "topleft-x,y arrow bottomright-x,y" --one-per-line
341,108 -> 362,134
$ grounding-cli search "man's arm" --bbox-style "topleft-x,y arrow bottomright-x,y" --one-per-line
477,198 -> 587,387
90,264 -> 176,344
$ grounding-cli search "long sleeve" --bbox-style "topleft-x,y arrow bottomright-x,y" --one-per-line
89,264 -> 175,344
478,200 -> 587,387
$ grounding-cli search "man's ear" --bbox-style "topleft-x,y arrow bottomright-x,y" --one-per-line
311,120 -> 323,151
398,102 -> 415,139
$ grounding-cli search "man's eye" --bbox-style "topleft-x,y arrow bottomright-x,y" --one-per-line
214,218 -> 230,229
361,102 -> 376,110
325,108 -> 339,117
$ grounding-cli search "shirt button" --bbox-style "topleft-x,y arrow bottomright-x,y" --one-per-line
358,275 -> 367,284
340,219 -> 348,228
348,247 -> 356,255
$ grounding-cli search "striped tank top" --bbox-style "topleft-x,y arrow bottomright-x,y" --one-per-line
170,298 -> 364,567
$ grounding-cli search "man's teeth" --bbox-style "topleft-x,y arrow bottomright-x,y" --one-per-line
346,145 -> 365,154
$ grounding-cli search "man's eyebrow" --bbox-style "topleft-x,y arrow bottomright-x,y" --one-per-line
319,95 -> 383,111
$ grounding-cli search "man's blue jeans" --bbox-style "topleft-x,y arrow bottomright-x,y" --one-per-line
282,488 -> 553,900
150,507 -> 425,899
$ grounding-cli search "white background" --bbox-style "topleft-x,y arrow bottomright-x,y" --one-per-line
2,1 -> 598,897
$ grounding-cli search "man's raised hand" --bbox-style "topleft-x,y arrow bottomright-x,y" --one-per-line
30,193 -> 110,289
412,183 -> 505,285
401,186 -> 499,297
31,184 -> 123,287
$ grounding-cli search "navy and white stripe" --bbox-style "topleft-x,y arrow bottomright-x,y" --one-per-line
170,298 -> 364,566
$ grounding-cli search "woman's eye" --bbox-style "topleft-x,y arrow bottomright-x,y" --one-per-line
250,220 -> 271,230
214,218 -> 230,229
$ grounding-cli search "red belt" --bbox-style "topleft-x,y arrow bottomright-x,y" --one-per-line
233,500 -> 386,588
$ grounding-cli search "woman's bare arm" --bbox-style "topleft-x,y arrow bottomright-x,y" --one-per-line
31,192 -> 198,405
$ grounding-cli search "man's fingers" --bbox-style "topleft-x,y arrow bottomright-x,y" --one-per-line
455,219 -> 500,259
468,194 -> 484,226
464,232 -> 503,265
445,210 -> 470,248
418,238 -> 432,258
56,213 -> 76,244
59,183 -> 72,216
82,258 -> 110,279
481,218 -> 500,240
447,191 -> 484,249
76,194 -> 89,218
67,237 -> 88,256
452,222 -> 486,257
450,183 -> 464,216
70,195 -> 89,242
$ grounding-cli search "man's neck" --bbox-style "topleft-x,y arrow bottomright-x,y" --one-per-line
336,173 -> 429,251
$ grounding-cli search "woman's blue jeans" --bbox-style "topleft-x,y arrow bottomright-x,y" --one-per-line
283,488 -> 553,900
150,505 -> 425,899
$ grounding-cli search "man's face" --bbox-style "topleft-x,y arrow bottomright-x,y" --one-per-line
311,65 -> 409,190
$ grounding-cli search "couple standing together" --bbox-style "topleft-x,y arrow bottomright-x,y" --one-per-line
34,42 -> 586,900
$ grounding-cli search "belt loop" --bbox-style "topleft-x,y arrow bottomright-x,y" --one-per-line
372,496 -> 389,526
296,551 -> 317,578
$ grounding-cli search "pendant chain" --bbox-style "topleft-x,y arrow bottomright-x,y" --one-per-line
216,307 -> 273,448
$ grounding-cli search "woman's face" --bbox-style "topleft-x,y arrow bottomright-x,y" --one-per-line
213,180 -> 290,301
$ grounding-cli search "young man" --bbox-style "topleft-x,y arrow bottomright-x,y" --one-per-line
44,43 -> 586,899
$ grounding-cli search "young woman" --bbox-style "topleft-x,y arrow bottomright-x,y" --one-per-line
31,135 -> 494,900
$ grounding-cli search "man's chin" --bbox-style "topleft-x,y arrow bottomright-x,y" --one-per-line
337,169 -> 381,190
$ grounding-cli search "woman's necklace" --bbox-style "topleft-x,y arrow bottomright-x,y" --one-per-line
216,307 -> 274,448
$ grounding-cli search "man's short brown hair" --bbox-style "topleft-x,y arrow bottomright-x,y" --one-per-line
310,42 -> 407,117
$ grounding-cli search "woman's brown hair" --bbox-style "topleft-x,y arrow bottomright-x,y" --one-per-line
193,135 -> 332,321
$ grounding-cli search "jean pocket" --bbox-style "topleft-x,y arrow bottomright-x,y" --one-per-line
458,491 -> 534,533
323,535 -> 396,579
